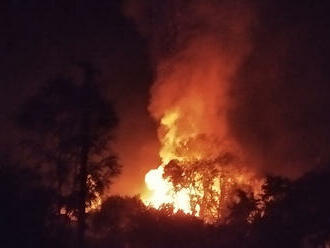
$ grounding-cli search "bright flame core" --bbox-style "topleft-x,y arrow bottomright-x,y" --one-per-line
141,107 -> 257,221
144,166 -> 192,214
141,34 -> 261,221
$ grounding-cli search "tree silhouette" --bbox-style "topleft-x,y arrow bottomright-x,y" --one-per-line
17,63 -> 121,248
162,152 -> 235,221
249,171 -> 330,248
89,195 -> 210,248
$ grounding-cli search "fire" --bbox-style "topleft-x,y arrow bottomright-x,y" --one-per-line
140,37 -> 262,221
142,150 -> 262,221
144,165 -> 192,214
86,174 -> 102,212
141,107 -> 238,221
124,0 -> 259,222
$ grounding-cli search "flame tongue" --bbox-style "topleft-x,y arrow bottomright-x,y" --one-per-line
141,105 -> 262,221
142,107 -> 223,218
141,23 -> 260,220
144,165 -> 192,214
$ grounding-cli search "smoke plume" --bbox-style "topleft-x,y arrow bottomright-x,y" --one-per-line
124,0 -> 255,167
124,0 -> 330,179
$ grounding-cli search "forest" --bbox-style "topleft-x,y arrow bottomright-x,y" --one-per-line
2,0 -> 330,247
1,63 -> 329,248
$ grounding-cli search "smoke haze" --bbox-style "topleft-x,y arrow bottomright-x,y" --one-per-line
124,0 -> 330,179
1,1 -> 330,197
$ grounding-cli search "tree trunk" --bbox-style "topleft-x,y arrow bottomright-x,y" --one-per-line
77,138 -> 89,248
77,64 -> 94,248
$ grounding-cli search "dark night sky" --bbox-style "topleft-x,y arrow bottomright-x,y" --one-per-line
1,0 -> 330,195
229,0 -> 330,176
0,0 -> 158,194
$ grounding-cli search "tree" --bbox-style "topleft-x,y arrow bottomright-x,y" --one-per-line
89,196 -> 208,248
17,63 -> 121,248
162,152 -> 235,221
250,171 -> 330,248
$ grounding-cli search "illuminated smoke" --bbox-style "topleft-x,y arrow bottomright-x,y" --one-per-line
124,0 -> 262,220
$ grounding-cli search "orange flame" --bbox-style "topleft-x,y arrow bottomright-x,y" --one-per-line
141,36 -> 262,221
144,165 -> 192,214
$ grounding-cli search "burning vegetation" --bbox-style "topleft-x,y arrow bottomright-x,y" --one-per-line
138,22 -> 262,222
129,0 -> 262,221
141,108 -> 263,222
3,0 -> 330,247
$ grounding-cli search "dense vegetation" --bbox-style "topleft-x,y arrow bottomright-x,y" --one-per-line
1,64 -> 329,248
1,150 -> 330,248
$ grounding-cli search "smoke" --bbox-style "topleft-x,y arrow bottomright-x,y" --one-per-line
124,0 -> 255,166
124,0 -> 330,179
228,0 -> 330,177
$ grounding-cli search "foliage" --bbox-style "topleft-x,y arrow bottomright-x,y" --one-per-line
16,64 -> 120,216
1,154 -> 330,248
